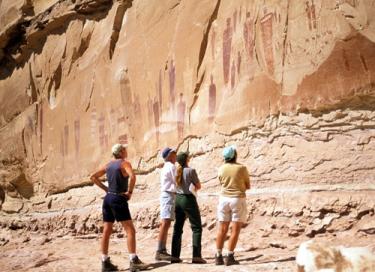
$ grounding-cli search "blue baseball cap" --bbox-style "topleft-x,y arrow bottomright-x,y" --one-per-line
222,145 -> 236,161
161,147 -> 176,159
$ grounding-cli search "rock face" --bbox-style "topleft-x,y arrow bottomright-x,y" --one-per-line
0,0 -> 375,269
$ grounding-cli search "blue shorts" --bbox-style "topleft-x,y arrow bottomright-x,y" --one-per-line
102,193 -> 131,222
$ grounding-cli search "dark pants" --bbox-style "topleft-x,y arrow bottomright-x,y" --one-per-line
171,194 -> 203,258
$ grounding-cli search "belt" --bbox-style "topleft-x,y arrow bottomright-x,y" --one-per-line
107,191 -> 125,196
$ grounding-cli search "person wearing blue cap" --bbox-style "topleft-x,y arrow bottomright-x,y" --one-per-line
215,145 -> 250,266
155,147 -> 178,261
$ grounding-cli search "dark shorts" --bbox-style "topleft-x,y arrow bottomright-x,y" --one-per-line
102,193 -> 131,222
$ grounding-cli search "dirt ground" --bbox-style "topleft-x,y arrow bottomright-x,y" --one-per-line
0,229 -> 296,272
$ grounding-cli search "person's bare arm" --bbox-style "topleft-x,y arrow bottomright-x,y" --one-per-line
90,166 -> 108,193
195,182 -> 202,190
245,167 -> 251,190
122,160 -> 136,200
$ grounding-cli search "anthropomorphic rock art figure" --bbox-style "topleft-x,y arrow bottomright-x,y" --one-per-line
243,12 -> 255,64
153,97 -> 160,143
237,51 -> 241,76
169,60 -> 176,109
260,7 -> 276,75
91,107 -> 97,142
231,60 -> 236,90
177,93 -> 186,141
119,68 -> 132,107
223,18 -> 233,85
74,119 -> 80,157
208,75 -> 217,122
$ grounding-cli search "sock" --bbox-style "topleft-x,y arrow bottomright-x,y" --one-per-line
102,254 -> 109,262
129,253 -> 137,260
227,251 -> 234,256
157,241 -> 166,252
216,249 -> 222,256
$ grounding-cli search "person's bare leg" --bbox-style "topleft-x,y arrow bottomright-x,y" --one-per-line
228,221 -> 242,252
120,220 -> 136,253
216,221 -> 230,251
157,219 -> 171,249
101,222 -> 113,255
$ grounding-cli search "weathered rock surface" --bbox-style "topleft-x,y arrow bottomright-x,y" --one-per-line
1,0 -> 375,271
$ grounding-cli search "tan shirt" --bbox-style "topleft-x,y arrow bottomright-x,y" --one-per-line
218,163 -> 250,198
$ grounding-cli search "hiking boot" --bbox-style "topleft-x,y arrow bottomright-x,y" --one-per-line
155,250 -> 171,261
192,257 -> 207,264
170,256 -> 183,263
102,257 -> 119,272
224,253 -> 240,266
215,254 -> 224,265
129,256 -> 147,272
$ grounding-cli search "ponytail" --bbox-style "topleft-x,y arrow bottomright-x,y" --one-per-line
176,164 -> 183,187
176,151 -> 189,188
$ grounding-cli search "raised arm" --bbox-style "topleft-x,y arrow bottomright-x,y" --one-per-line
191,169 -> 202,190
90,165 -> 108,193
122,160 -> 136,200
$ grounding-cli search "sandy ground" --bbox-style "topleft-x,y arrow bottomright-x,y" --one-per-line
0,230 -> 296,272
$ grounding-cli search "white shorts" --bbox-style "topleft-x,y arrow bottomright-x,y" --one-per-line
217,196 -> 247,223
160,191 -> 176,220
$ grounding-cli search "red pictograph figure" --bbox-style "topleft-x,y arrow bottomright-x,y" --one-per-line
152,97 -> 160,143
133,94 -> 142,119
231,60 -> 236,89
260,8 -> 275,75
208,75 -> 217,123
233,9 -> 238,32
64,124 -> 69,156
237,51 -> 241,76
305,0 -> 317,31
168,60 -> 176,108
74,119 -> 80,158
60,131 -> 65,158
90,107 -> 97,141
223,18 -> 233,85
147,93 -> 153,128
177,93 -> 186,141
158,69 -> 163,111
119,68 -> 133,116
98,113 -> 107,150
211,29 -> 216,60
243,12 -> 255,64
109,108 -> 117,137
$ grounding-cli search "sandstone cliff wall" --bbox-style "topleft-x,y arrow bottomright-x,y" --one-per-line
0,0 -> 374,252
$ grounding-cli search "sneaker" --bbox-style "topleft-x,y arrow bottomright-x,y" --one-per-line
170,256 -> 183,263
102,257 -> 119,272
129,256 -> 147,271
155,250 -> 171,261
224,253 -> 240,266
215,254 -> 224,265
192,257 -> 207,264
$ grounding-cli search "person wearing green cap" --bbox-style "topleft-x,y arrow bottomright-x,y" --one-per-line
215,145 -> 250,266
171,152 -> 206,264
